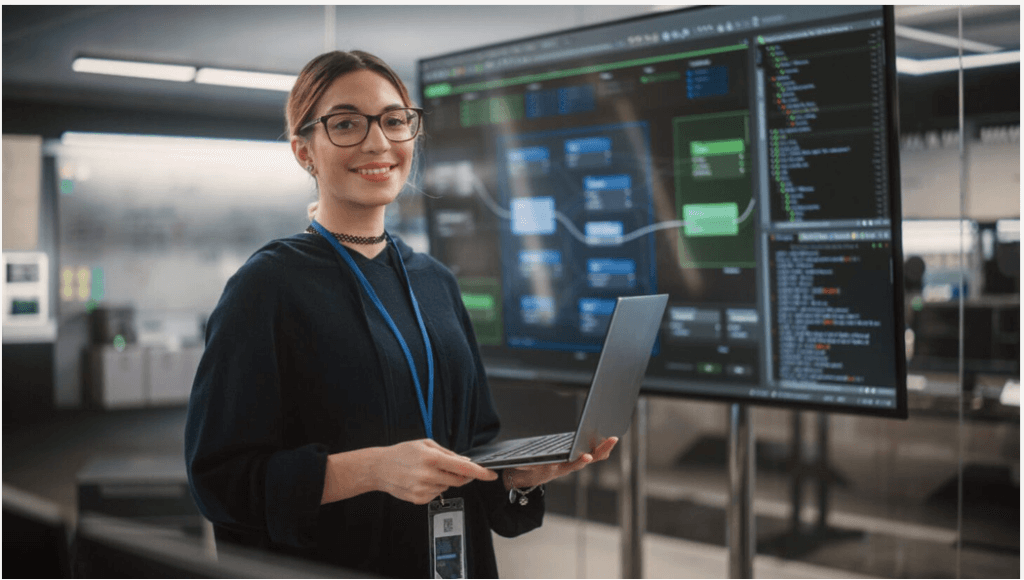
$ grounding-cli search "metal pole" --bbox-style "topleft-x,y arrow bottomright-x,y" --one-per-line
728,403 -> 755,579
576,391 -> 590,579
955,8 -> 966,578
816,413 -> 830,530
620,397 -> 647,579
323,5 -> 336,53
790,411 -> 803,533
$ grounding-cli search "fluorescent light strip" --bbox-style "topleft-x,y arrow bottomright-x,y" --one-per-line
894,24 -> 1002,53
60,131 -> 287,151
72,57 -> 196,82
896,51 -> 1021,75
195,68 -> 297,92
72,57 -> 295,92
894,6 -> 961,20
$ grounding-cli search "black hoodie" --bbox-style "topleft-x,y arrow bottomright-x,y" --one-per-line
185,231 -> 543,578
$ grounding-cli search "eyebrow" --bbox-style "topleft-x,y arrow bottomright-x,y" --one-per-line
323,103 -> 405,114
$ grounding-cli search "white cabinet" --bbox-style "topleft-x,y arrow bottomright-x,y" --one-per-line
90,346 -> 146,409
90,345 -> 203,408
147,346 -> 202,405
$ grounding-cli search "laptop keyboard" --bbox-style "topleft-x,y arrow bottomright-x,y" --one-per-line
474,432 -> 575,463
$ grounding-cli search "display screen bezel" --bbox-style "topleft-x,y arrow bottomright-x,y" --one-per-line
417,5 -> 908,419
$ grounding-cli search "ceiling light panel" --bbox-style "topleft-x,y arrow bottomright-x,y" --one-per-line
194,68 -> 297,92
894,24 -> 1002,53
896,51 -> 1021,75
72,57 -> 196,82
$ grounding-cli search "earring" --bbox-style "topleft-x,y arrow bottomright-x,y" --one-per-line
306,165 -> 314,174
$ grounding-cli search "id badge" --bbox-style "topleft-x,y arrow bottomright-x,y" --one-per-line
428,496 -> 466,579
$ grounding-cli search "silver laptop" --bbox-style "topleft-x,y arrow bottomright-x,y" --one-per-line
465,294 -> 669,469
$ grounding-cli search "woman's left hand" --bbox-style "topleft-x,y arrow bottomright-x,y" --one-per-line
503,436 -> 618,490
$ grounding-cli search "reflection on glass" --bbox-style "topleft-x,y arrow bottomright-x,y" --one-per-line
55,133 -> 428,315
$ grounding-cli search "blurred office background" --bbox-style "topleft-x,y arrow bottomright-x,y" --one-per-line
2,5 -> 1019,578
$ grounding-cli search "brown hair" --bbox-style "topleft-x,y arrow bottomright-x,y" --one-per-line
285,50 -> 415,140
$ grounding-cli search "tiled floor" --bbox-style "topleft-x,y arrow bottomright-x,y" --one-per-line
3,406 -> 1018,578
493,513 -> 867,579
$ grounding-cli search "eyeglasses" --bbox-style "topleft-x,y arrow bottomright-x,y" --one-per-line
299,107 -> 423,147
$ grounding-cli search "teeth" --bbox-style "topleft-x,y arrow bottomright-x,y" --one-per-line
357,167 -> 389,175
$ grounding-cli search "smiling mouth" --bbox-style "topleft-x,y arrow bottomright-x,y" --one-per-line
353,165 -> 394,175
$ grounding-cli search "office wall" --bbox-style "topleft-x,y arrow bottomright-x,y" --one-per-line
900,131 -> 1020,220
2,135 -> 43,249
50,136 -> 312,407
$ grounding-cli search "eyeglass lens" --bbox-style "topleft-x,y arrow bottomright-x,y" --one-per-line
325,109 -> 420,146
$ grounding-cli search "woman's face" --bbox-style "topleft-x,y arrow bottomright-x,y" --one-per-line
297,69 -> 414,213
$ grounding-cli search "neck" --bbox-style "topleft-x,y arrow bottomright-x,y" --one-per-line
314,200 -> 388,259
315,199 -> 386,238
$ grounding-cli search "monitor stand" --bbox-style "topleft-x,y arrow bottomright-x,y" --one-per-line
619,397 -> 647,579
728,404 -> 755,578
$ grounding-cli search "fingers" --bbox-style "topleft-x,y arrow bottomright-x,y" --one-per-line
508,460 -> 580,488
433,454 -> 498,482
570,436 -> 618,466
592,436 -> 618,460
567,453 -> 593,470
422,440 -> 498,481
503,437 -> 623,490
415,438 -> 497,480
385,464 -> 467,505
565,436 -> 616,469
380,439 -> 500,504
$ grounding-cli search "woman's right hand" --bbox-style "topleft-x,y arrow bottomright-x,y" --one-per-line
371,439 -> 498,505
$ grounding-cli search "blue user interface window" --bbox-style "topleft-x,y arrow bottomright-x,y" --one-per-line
498,123 -> 656,353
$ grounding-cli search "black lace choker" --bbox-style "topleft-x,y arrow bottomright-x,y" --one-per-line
306,224 -> 387,245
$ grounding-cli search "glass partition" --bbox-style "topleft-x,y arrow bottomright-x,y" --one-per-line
50,133 -> 428,408
475,5 -> 1018,579
742,7 -> 1019,578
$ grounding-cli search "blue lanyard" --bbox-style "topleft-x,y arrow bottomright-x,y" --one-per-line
311,219 -> 435,441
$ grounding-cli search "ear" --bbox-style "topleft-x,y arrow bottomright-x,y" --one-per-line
291,136 -> 314,171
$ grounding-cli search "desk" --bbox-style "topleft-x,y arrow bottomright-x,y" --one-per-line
76,455 -> 201,533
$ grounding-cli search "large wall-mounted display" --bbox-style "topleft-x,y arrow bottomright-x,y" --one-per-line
418,5 -> 907,417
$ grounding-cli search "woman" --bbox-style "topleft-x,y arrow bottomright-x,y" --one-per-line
184,50 -> 615,578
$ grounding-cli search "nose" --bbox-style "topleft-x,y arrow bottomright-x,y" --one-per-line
360,118 -> 392,153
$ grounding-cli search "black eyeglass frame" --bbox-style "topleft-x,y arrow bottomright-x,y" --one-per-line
298,107 -> 424,148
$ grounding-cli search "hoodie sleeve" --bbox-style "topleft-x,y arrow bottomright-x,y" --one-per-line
184,253 -> 328,548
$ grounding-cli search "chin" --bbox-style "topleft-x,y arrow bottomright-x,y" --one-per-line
345,186 -> 404,208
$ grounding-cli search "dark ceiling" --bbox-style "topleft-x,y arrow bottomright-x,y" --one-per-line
3,5 -> 1019,136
